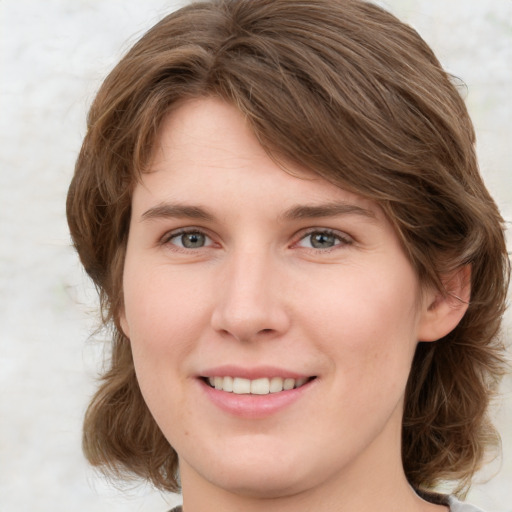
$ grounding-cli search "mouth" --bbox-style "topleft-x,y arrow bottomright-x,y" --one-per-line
202,376 -> 316,395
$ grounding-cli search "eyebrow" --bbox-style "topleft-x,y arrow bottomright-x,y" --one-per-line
140,203 -> 215,222
140,201 -> 376,223
280,202 -> 376,221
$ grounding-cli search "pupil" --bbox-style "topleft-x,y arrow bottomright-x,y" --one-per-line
182,232 -> 205,248
311,232 -> 335,248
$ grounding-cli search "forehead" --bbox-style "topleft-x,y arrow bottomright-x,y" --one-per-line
136,97 -> 384,222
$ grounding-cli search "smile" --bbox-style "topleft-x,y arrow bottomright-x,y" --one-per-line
205,376 -> 314,394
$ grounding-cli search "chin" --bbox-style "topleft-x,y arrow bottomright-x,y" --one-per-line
210,467 -> 310,499
191,446 -> 325,499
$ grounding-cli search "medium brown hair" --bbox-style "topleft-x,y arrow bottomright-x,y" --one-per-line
67,0 -> 510,496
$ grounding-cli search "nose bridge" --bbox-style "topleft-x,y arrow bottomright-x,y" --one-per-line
211,243 -> 288,341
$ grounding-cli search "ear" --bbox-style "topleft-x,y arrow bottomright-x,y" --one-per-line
417,265 -> 471,342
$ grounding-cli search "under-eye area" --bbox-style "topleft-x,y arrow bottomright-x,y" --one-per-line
202,376 -> 317,395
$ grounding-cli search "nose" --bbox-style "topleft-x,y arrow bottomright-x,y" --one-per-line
210,248 -> 290,343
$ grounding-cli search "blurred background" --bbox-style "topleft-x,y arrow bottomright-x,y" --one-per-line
1,1 -> 510,511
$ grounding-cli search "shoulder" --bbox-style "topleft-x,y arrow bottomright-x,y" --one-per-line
448,496 -> 486,512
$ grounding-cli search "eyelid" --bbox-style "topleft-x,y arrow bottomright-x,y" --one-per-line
157,225 -> 353,251
292,227 -> 354,249
160,226 -> 216,248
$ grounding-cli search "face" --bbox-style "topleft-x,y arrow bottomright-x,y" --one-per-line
121,98 -> 438,500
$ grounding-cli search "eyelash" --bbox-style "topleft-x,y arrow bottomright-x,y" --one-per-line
159,227 -> 353,252
294,228 -> 353,252
160,228 -> 215,250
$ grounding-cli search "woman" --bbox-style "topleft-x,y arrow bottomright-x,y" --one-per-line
66,1 -> 509,510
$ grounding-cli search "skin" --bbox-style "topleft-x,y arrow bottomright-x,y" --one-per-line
120,98 -> 467,512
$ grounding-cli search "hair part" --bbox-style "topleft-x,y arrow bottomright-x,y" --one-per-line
67,0 -> 510,496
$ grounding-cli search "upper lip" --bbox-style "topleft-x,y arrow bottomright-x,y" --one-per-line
199,365 -> 313,380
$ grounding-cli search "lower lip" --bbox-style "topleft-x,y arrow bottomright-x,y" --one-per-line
200,379 -> 315,418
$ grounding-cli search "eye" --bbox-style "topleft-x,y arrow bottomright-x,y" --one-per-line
164,229 -> 213,249
296,230 -> 352,250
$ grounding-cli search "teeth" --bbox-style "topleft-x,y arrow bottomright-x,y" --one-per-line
232,377 -> 251,394
283,378 -> 295,390
206,376 -> 310,394
222,376 -> 234,392
251,378 -> 269,395
269,377 -> 284,393
295,377 -> 308,388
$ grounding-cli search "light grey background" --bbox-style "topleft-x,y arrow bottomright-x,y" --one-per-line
1,1 -> 510,511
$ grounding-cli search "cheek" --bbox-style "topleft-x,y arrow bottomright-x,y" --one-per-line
122,264 -> 211,363
301,262 -> 421,389
125,256 -> 207,318
121,267 -> 206,421
306,264 -> 419,338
